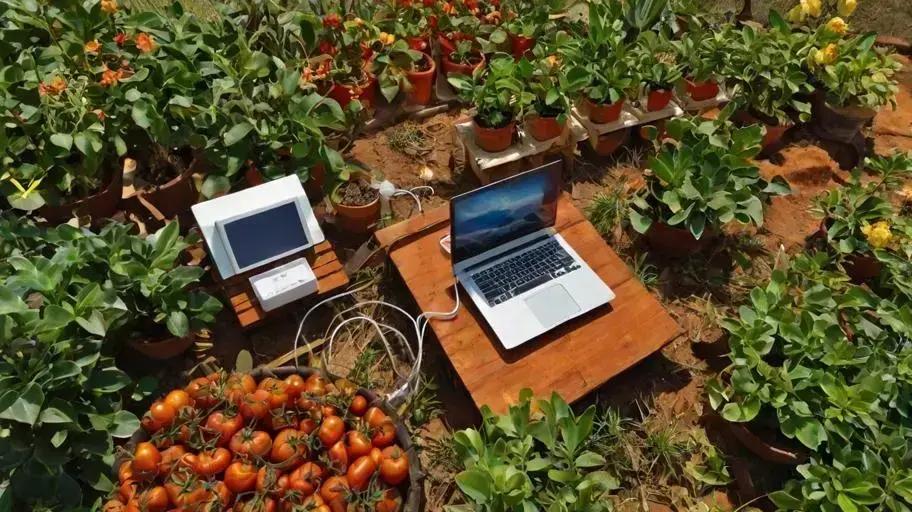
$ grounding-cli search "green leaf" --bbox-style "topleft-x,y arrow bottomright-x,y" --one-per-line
223,122 -> 254,146
38,399 -> 76,424
50,133 -> 73,150
0,382 -> 44,425
201,175 -> 231,198
109,411 -> 140,438
575,451 -> 607,468
89,367 -> 131,393
629,209 -> 653,234
456,469 -> 492,502
166,311 -> 190,337
75,310 -> 106,336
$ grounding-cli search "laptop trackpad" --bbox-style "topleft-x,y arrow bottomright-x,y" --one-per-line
525,285 -> 580,329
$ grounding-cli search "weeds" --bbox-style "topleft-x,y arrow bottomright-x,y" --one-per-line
631,253 -> 660,288
347,344 -> 383,389
387,121 -> 433,157
587,184 -> 630,236
402,375 -> 444,428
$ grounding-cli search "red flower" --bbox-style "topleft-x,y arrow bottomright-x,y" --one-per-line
322,13 -> 341,29
464,0 -> 478,10
114,32 -> 128,47
423,0 -> 434,6
428,15 -> 438,29
398,0 -> 412,6
318,40 -> 337,56
490,0 -> 500,6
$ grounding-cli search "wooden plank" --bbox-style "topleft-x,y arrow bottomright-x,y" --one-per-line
375,195 -> 681,413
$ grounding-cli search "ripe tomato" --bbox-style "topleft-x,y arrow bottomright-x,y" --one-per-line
348,395 -> 368,416
226,373 -> 257,404
287,461 -> 324,496
159,445 -> 187,475
234,496 -> 277,512
119,480 -> 137,502
266,409 -> 298,431
229,428 -> 273,459
344,431 -> 373,460
363,407 -> 388,429
318,416 -> 345,447
137,486 -> 169,512
369,447 -> 383,466
224,461 -> 258,493
303,373 -> 328,396
186,376 -> 219,409
102,499 -> 126,512
328,440 -> 349,473
240,389 -> 271,420
132,442 -> 162,479
118,461 -> 134,483
191,447 -> 232,477
321,404 -> 339,418
258,378 -> 289,409
319,476 -> 350,507
270,428 -> 309,464
205,411 -> 244,446
375,488 -> 402,512
149,401 -> 177,428
164,389 -> 193,411
141,415 -> 163,434
208,480 -> 234,508
283,374 -> 306,400
299,417 -> 318,435
379,445 -> 410,485
346,455 -> 377,491
165,476 -> 207,508
371,420 -> 397,448
256,466 -> 288,496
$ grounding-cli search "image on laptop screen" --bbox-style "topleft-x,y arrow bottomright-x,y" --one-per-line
452,164 -> 559,264
222,201 -> 310,271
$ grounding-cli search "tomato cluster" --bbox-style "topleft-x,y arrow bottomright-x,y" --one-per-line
106,372 -> 410,512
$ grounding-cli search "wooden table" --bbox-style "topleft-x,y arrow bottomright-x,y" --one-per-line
375,195 -> 681,413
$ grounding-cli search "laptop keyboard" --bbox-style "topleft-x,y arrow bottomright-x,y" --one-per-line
471,239 -> 581,306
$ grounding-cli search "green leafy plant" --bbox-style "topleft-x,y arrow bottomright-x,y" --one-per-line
448,55 -> 530,129
629,110 -> 791,239
807,33 -> 901,110
515,49 -> 571,120
372,39 -> 425,102
632,31 -> 683,92
561,3 -> 636,105
674,25 -> 734,83
447,390 -> 619,511
501,0 -> 554,39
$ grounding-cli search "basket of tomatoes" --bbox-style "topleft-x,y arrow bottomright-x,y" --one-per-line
108,367 -> 422,512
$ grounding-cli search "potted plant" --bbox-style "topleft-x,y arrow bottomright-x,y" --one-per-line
673,26 -> 733,101
448,55 -> 528,153
561,4 -> 636,124
632,32 -> 683,112
517,52 -> 571,141
442,39 -> 487,77
372,38 -> 435,105
330,164 -> 381,234
501,0 -> 552,58
318,12 -> 380,108
629,110 -> 791,255
375,0 -> 437,53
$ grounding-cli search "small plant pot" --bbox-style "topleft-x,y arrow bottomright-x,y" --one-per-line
437,32 -> 472,56
844,253 -> 882,283
442,52 -> 485,76
509,33 -> 536,58
406,35 -> 430,52
809,89 -> 877,142
328,72 -> 377,108
129,334 -> 194,360
733,110 -> 792,151
645,221 -> 709,256
40,163 -> 124,225
684,78 -> 720,101
584,97 -> 624,124
331,173 -> 381,234
646,88 -> 674,112
593,128 -> 630,157
130,158 -> 201,220
406,53 -> 436,106
473,119 -> 515,153
525,114 -> 565,142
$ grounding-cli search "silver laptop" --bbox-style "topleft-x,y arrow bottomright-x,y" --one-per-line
451,162 -> 615,349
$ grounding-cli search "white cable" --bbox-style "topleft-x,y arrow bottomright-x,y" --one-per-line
391,186 -> 435,214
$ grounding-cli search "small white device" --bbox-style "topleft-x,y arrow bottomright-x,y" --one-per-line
250,258 -> 318,312
450,161 -> 615,350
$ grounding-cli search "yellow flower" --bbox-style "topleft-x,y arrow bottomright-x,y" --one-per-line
353,17 -> 364,26
826,17 -> 848,35
786,5 -> 807,23
378,32 -> 396,46
800,0 -> 822,18
861,221 -> 893,249
838,0 -> 857,17
100,0 -> 118,14
84,39 -> 101,54
813,43 -> 839,65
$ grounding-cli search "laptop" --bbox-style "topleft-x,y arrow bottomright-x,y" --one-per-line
451,162 -> 615,349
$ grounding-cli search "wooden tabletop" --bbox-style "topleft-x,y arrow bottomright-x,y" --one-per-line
375,195 -> 681,413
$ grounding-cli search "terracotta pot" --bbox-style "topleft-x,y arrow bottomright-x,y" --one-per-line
584,97 -> 624,124
328,73 -> 377,108
442,52 -> 485,76
304,163 -> 326,200
129,334 -> 194,360
734,110 -> 792,150
593,128 -> 630,157
509,33 -> 535,58
40,163 -> 124,225
245,165 -> 265,187
810,90 -> 877,143
646,88 -> 673,112
525,114 -> 565,141
844,253 -> 882,282
406,35 -> 430,52
685,78 -> 720,101
727,422 -> 807,465
473,119 -> 515,153
645,221 -> 709,256
132,158 -> 201,220
406,53 -> 436,105
437,32 -> 472,56
331,173 -> 381,234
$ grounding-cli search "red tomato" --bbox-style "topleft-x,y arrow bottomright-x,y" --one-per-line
270,428 -> 309,464
234,496 -> 277,512
369,447 -> 383,466
141,415 -> 163,434
164,479 -> 207,509
379,445 -> 410,485
229,429 -> 273,459
118,461 -> 134,483
266,409 -> 298,431
348,395 -> 368,416
224,461 -> 258,493
159,445 -> 187,475
363,407 -> 388,429
318,416 -> 345,447
164,389 -> 193,411
375,488 -> 402,512
191,447 -> 232,477
299,417 -> 318,435
319,476 -> 350,509
226,373 -> 257,404
256,466 -> 288,496
208,480 -> 234,508
240,389 -> 271,420
102,499 -> 126,512
132,442 -> 162,479
119,480 -> 137,502
327,440 -> 349,473
287,461 -> 324,496
149,401 -> 177,428
205,411 -> 244,446
283,374 -> 306,399
346,455 -> 377,491
371,420 -> 397,448
186,376 -> 219,409
303,373 -> 328,396
137,486 -> 169,512
344,431 -> 373,460
258,378 -> 289,409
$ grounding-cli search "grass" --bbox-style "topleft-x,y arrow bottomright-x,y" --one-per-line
125,0 -> 219,19
631,253 -> 661,289
587,184 -> 630,237
387,121 -> 433,157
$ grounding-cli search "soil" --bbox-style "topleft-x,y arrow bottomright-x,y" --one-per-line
336,178 -> 378,206
139,144 -> 186,187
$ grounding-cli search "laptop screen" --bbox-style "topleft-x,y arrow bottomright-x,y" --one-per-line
451,162 -> 560,265
222,201 -> 310,272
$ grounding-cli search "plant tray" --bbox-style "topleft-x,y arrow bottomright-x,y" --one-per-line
571,104 -> 640,138
626,100 -> 685,124
675,86 -> 731,112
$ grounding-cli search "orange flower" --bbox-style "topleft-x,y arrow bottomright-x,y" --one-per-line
101,0 -> 118,14
135,33 -> 156,53
84,39 -> 101,54
38,76 -> 67,97
93,109 -> 106,121
442,2 -> 457,15
100,67 -> 124,87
